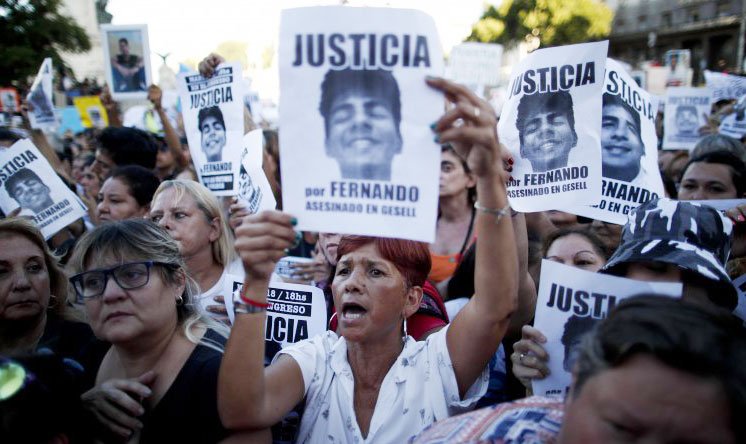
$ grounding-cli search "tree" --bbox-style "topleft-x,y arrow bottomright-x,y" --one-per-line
467,0 -> 613,49
0,0 -> 91,86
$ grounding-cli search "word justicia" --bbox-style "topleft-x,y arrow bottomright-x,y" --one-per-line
291,33 -> 431,68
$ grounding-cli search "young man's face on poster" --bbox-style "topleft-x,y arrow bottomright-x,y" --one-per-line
601,104 -> 644,177
521,110 -> 576,169
200,116 -> 226,162
675,106 -> 699,134
325,91 -> 402,180
11,176 -> 53,213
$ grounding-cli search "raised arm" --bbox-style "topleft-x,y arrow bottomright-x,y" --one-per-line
218,211 -> 307,430
148,84 -> 184,162
428,77 -> 519,397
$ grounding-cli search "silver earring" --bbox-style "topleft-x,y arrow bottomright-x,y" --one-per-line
402,317 -> 408,341
176,294 -> 184,306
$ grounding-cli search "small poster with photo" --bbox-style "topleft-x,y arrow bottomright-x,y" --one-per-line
0,139 -> 86,239
704,70 -> 746,102
237,129 -> 276,214
663,87 -> 711,150
100,24 -> 153,100
279,6 -> 444,242
570,59 -> 664,225
532,260 -> 682,397
0,88 -> 20,113
498,41 -> 608,212
73,96 -> 109,129
178,62 -> 244,196
26,58 -> 57,130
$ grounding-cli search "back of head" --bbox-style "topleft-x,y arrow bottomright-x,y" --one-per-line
574,295 -> 746,441
109,165 -> 161,207
691,134 -> 746,164
98,127 -> 158,170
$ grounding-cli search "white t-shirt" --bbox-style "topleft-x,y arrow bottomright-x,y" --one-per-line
276,325 -> 489,444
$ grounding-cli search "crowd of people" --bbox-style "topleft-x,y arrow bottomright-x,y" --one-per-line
0,42 -> 745,444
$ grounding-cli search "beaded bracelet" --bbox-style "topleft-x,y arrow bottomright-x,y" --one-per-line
474,201 -> 512,224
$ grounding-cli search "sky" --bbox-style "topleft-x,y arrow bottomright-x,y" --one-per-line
107,0 -> 497,98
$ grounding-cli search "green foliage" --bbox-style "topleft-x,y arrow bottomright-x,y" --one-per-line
467,0 -> 613,49
0,0 -> 91,86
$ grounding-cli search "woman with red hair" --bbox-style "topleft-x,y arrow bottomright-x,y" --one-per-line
218,77 -> 519,442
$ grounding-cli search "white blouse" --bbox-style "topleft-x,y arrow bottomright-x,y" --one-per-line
276,325 -> 489,444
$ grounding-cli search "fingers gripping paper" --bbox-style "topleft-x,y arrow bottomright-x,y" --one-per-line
278,7 -> 444,243
531,260 -> 682,397
499,41 -> 608,212
179,62 -> 244,196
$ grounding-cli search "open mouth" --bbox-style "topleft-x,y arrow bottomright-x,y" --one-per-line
341,302 -> 367,321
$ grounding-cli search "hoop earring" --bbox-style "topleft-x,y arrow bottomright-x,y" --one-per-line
176,294 -> 184,306
328,312 -> 338,331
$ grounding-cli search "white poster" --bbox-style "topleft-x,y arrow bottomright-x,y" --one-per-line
532,260 -> 682,397
279,7 -> 444,243
26,58 -> 57,130
0,140 -> 86,239
664,49 -> 692,87
100,24 -> 153,101
663,87 -> 711,150
704,70 -> 746,102
237,129 -> 276,214
719,111 -> 746,139
179,62 -> 244,196
571,59 -> 664,225
447,42 -> 503,87
230,281 -> 327,361
499,41 -> 607,212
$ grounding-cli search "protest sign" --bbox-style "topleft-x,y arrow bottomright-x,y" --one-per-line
0,139 -> 86,239
237,129 -> 276,214
179,62 -> 244,196
229,281 -> 326,361
704,70 -> 746,102
278,6 -> 444,242
570,59 -> 664,225
532,260 -> 682,397
0,88 -> 20,113
719,112 -> 746,139
26,59 -> 57,130
447,42 -> 503,88
100,24 -> 153,100
663,87 -> 711,150
73,96 -> 109,128
664,49 -> 692,87
498,41 -> 607,212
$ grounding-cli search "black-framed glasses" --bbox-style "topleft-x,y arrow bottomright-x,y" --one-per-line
70,261 -> 174,300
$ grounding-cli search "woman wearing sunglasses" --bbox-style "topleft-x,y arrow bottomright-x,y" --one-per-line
68,219 -> 229,442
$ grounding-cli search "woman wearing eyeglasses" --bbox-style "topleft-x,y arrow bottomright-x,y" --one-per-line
68,219 -> 230,442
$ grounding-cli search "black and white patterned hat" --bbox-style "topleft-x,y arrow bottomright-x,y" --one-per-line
602,198 -> 736,308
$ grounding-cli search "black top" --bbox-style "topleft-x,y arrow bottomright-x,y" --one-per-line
138,329 -> 228,443
38,315 -> 108,388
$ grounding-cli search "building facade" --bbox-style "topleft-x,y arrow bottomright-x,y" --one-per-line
608,0 -> 745,82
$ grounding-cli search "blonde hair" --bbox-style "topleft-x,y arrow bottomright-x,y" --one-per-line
0,218 -> 77,321
67,219 -> 228,351
151,180 -> 235,267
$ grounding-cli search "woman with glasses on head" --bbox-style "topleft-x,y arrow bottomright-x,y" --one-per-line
69,219 -> 230,442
